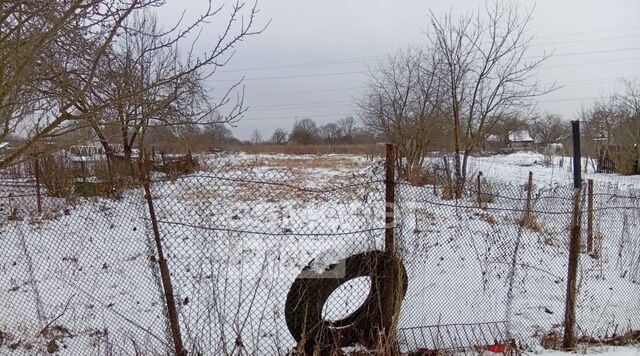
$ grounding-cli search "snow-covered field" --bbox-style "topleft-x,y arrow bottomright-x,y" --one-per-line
467,151 -> 640,189
0,151 -> 638,355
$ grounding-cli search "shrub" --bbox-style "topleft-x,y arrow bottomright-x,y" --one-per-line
406,167 -> 437,187
474,174 -> 496,206
39,155 -> 75,198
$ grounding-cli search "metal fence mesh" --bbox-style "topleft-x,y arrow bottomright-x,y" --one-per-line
0,151 -> 639,354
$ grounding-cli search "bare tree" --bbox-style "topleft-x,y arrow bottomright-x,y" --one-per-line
320,123 -> 343,143
428,1 -> 554,196
250,129 -> 262,144
529,113 -> 570,147
96,13 -> 214,159
271,128 -> 288,144
205,122 -> 235,145
581,101 -> 616,145
581,80 -> 640,174
337,116 -> 356,142
358,48 -> 445,178
0,0 -> 267,169
0,0 -> 150,167
609,80 -> 640,174
289,118 -> 319,145
615,79 -> 640,125
486,114 -> 530,145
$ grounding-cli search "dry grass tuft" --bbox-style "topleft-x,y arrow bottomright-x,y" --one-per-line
406,167 -> 437,187
475,211 -> 496,225
476,177 -> 496,205
539,329 -> 563,350
518,213 -> 542,232
252,156 -> 365,172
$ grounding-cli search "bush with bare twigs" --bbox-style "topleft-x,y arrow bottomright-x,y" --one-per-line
39,155 -> 75,198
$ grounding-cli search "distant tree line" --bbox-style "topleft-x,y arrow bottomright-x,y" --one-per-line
251,117 -> 377,146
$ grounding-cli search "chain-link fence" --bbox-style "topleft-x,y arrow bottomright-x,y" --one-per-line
396,167 -> 640,351
1,149 -> 639,354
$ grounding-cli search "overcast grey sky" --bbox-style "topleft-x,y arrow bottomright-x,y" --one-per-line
159,0 -> 640,140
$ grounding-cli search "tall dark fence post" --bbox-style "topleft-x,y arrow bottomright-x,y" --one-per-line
33,154 -> 42,213
525,171 -> 533,216
572,121 -> 582,187
385,143 -> 396,254
563,120 -> 582,350
382,143 -> 403,351
139,158 -> 186,356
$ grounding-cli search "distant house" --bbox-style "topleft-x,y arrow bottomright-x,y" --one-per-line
484,134 -> 503,152
507,130 -> 534,150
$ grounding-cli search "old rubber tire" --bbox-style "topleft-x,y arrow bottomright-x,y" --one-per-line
285,250 -> 408,352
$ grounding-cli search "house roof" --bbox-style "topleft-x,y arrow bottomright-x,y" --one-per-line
508,130 -> 533,142
486,134 -> 501,142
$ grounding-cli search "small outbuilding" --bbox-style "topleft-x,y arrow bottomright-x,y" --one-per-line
507,131 -> 534,150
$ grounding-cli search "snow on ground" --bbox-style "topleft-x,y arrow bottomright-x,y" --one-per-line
464,151 -> 640,189
540,346 -> 640,356
0,151 -> 638,354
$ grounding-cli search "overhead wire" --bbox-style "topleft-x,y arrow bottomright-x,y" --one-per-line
242,75 -> 638,113
216,27 -> 640,74
210,47 -> 640,83
212,25 -> 640,124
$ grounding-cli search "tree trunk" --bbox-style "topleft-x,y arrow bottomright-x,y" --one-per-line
452,109 -> 463,198
92,126 -> 115,159
459,151 -> 470,198
453,151 -> 462,198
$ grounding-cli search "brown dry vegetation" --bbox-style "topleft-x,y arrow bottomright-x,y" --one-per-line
223,144 -> 382,157
540,328 -> 640,350
246,156 -> 366,171
195,154 -> 372,203
476,211 -> 497,225
518,213 -> 543,232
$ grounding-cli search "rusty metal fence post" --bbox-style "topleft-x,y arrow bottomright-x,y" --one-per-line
138,159 -> 187,356
563,120 -> 582,350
